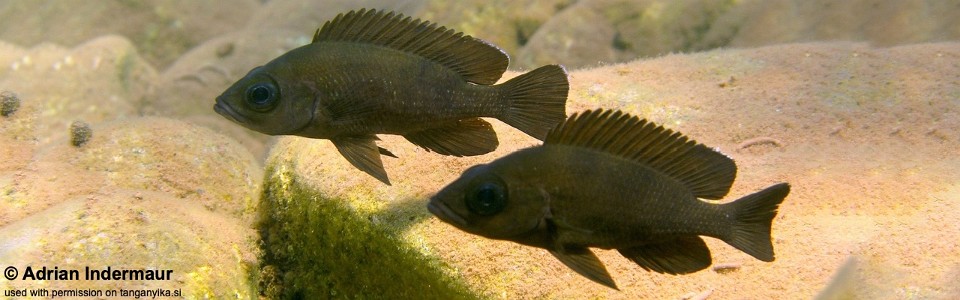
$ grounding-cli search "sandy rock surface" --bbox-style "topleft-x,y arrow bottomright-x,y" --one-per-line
0,37 -> 262,296
0,36 -> 155,147
0,0 -> 259,68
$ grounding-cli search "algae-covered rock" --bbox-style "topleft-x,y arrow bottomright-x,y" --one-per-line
258,43 -> 960,299
257,161 -> 481,299
0,90 -> 18,117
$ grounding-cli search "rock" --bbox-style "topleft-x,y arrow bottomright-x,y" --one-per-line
4,117 -> 261,224
0,117 -> 261,297
0,90 -> 18,117
0,0 -> 260,68
247,0 -> 426,34
68,120 -> 92,147
516,0 -> 741,70
0,36 -> 156,147
258,42 -> 960,298
419,0 -> 573,60
719,0 -> 960,48
508,0 -> 960,70
0,189 -> 257,297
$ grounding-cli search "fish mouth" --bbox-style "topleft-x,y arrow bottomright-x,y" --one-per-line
427,200 -> 468,227
213,98 -> 251,125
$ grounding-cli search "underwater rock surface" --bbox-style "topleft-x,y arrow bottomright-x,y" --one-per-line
3,0 -> 958,72
0,35 -> 262,296
0,117 -> 262,297
0,36 -> 155,147
419,0 -> 573,58
0,0 -> 260,68
261,42 -> 960,299
515,0 -> 960,69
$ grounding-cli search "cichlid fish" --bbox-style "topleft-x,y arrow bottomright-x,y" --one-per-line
428,109 -> 790,289
214,9 -> 568,185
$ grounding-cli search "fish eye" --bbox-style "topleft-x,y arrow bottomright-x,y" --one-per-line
245,81 -> 279,112
466,181 -> 507,216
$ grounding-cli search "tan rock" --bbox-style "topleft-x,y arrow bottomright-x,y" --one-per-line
3,117 -> 261,225
509,0 -> 960,69
246,0 -> 425,34
0,189 -> 257,298
0,0 -> 260,68
0,117 -> 261,297
419,0 -> 573,59
0,36 -> 155,147
517,0 -> 740,69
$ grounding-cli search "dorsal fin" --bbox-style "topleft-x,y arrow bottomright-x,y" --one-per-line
312,9 -> 509,85
545,109 -> 737,199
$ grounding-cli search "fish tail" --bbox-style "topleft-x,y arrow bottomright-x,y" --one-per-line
497,65 -> 569,140
722,183 -> 790,262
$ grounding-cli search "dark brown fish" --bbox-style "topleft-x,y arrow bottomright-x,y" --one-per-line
214,9 -> 568,184
428,109 -> 790,289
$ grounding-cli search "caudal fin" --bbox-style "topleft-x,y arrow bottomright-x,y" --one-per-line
497,65 -> 568,140
722,183 -> 790,261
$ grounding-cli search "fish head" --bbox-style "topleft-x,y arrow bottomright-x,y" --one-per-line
428,163 -> 546,241
214,65 -> 317,135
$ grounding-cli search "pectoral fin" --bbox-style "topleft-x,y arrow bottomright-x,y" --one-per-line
551,217 -> 594,235
331,135 -> 391,185
617,236 -> 712,275
403,118 -> 498,156
548,247 -> 618,290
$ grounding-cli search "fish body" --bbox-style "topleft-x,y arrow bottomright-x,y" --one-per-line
214,9 -> 568,184
238,42 -> 499,137
428,109 -> 790,289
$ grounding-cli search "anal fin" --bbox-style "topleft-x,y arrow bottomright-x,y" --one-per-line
403,118 -> 498,156
618,236 -> 712,275
378,146 -> 397,158
548,247 -> 618,290
331,135 -> 391,185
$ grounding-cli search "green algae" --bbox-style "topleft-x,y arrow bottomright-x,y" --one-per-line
256,162 -> 481,299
